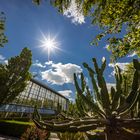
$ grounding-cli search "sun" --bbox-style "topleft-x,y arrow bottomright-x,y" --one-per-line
39,32 -> 61,61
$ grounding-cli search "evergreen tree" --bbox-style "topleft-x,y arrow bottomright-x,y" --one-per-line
0,47 -> 32,105
0,12 -> 8,47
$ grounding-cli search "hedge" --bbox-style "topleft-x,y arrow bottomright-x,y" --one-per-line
0,117 -> 30,122
0,120 -> 33,137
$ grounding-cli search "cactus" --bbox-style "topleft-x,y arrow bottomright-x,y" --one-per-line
57,132 -> 86,140
33,58 -> 140,140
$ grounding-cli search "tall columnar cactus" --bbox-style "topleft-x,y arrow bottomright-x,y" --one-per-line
75,58 -> 140,119
74,58 -> 140,140
33,58 -> 140,140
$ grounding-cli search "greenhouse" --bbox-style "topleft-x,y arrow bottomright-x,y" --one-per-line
0,78 -> 69,117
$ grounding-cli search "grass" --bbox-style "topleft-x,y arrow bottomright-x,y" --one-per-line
0,119 -> 34,125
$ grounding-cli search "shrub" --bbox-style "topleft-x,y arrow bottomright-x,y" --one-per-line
20,125 -> 50,140
0,117 -> 30,122
0,120 -> 33,137
57,132 -> 86,140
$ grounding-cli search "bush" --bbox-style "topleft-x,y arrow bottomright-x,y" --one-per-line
0,120 -> 33,137
20,125 -> 50,140
57,132 -> 86,140
86,132 -> 105,140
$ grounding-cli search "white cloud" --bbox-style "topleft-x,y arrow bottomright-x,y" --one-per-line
4,60 -> 8,64
0,55 -> 5,60
127,52 -> 137,57
108,62 -> 129,76
45,61 -> 53,65
0,54 -> 7,64
69,97 -> 75,103
108,63 -> 114,68
41,69 -> 66,85
106,83 -> 116,91
63,0 -> 85,24
41,61 -> 82,85
32,60 -> 46,68
109,62 -> 129,70
58,90 -> 72,98
33,63 -> 46,68
104,44 -> 110,50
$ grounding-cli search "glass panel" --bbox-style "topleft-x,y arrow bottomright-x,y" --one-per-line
10,79 -> 69,111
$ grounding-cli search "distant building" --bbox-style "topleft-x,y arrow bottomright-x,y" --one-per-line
0,78 -> 69,117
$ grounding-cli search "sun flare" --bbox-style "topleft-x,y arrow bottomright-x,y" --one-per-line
39,32 -> 61,61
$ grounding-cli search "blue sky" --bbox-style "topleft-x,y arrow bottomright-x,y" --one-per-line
0,0 -> 137,101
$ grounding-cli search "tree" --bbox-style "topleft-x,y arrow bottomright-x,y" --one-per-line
33,58 -> 140,140
0,12 -> 8,47
123,62 -> 140,118
123,62 -> 135,90
0,47 -> 32,105
33,0 -> 140,60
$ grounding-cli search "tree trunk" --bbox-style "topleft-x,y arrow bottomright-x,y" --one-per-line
105,127 -> 119,140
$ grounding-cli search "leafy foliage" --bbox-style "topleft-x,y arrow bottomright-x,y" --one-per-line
33,0 -> 140,60
123,63 -> 140,118
0,12 -> 8,47
88,0 -> 140,60
0,47 -> 32,105
32,0 -> 41,5
123,62 -> 135,90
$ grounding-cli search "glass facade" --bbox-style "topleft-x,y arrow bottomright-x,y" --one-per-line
13,79 -> 69,111
0,79 -> 69,117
